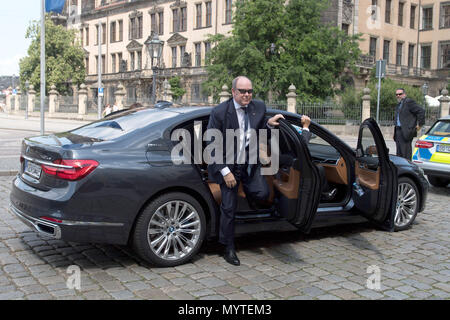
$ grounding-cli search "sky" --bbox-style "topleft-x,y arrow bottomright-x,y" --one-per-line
0,0 -> 41,76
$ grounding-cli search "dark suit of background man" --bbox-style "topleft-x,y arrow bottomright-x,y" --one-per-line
207,76 -> 284,266
393,88 -> 425,160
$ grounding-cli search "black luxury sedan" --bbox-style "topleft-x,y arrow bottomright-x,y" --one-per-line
10,106 -> 429,267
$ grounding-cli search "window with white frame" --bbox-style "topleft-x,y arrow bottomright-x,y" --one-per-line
196,3 -> 202,28
369,37 -> 377,58
172,47 -> 177,67
439,42 -> 450,68
396,42 -> 403,65
195,43 -> 201,66
422,7 -> 433,30
383,40 -> 390,63
420,45 -> 431,69
385,0 -> 392,23
410,4 -> 416,29
225,0 -> 232,24
408,44 -> 414,67
398,2 -> 404,26
206,2 -> 212,27
440,2 -> 450,28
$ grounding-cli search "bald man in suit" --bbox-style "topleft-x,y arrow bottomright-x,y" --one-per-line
207,76 -> 284,266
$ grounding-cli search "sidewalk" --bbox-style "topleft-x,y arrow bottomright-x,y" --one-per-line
0,112 -> 91,133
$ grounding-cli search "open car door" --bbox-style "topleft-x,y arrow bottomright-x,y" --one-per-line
276,120 -> 321,232
353,118 -> 397,230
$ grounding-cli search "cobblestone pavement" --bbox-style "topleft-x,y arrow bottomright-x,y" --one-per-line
1,175 -> 449,300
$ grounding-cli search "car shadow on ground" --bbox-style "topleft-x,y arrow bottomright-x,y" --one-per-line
18,230 -> 151,270
201,221 -> 386,264
18,220 -> 386,271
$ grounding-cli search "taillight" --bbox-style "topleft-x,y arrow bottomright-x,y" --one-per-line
415,140 -> 433,149
42,159 -> 99,181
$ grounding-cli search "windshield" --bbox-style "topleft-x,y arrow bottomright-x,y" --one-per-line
428,120 -> 450,138
70,108 -> 178,140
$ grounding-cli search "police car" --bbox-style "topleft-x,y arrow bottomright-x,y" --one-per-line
412,115 -> 450,187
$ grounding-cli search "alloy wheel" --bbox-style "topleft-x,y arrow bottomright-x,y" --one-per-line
147,200 -> 202,261
394,182 -> 418,228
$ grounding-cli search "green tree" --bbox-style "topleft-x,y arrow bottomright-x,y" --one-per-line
168,76 -> 186,101
204,0 -> 361,102
19,15 -> 86,95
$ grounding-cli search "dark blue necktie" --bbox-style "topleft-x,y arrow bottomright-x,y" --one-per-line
242,106 -> 249,133
242,107 -> 251,175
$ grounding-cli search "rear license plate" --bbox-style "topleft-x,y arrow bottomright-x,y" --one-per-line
437,144 -> 450,153
24,160 -> 42,179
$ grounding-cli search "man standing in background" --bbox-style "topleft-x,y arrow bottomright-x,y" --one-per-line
393,88 -> 425,160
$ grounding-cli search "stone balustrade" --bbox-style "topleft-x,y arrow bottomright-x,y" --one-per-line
3,83 -> 449,122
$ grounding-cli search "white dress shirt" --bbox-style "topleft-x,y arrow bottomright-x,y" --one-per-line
220,99 -> 250,177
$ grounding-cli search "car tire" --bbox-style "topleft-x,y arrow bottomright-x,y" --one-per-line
133,192 -> 206,267
427,175 -> 450,188
394,177 -> 419,231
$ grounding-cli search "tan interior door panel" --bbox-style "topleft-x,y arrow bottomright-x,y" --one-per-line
273,167 -> 300,199
319,157 -> 348,185
355,161 -> 380,190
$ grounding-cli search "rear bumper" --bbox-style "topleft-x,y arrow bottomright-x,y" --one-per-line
10,176 -> 130,245
10,201 -> 128,245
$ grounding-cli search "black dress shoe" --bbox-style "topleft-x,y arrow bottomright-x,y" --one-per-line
223,248 -> 240,266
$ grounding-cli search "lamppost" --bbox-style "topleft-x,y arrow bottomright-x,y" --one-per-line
25,80 -> 29,120
145,33 -> 164,105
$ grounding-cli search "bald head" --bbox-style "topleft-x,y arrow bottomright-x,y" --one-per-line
231,76 -> 253,106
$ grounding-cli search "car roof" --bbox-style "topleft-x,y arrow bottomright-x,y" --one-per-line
438,115 -> 450,121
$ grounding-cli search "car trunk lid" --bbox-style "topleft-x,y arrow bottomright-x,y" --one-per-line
20,133 -> 102,190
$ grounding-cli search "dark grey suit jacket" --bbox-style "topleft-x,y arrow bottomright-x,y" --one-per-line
396,97 -> 425,141
207,98 -> 269,184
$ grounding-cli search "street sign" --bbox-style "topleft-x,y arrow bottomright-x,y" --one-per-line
12,89 -> 17,96
98,87 -> 104,97
376,59 -> 386,79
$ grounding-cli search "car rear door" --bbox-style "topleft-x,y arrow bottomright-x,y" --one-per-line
277,120 -> 321,232
353,118 -> 397,230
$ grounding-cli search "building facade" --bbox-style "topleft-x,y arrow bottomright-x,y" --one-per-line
65,0 -> 449,105
328,0 -> 449,95
67,0 -> 233,105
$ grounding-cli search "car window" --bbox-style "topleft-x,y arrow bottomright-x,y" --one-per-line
70,109 -> 178,140
290,124 -> 341,163
359,126 -> 378,158
428,120 -> 450,137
